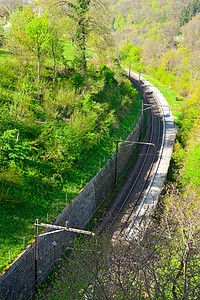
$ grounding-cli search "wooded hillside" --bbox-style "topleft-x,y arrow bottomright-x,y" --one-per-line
109,0 -> 200,193
0,0 -> 141,271
40,1 -> 200,298
0,0 -> 200,297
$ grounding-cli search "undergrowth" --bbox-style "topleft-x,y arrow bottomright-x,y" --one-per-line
0,58 -> 141,272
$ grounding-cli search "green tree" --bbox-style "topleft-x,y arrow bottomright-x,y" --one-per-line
37,0 -> 70,82
25,12 -> 51,81
58,0 -> 111,74
5,7 -> 30,77
6,6 -> 52,81
72,0 -> 90,74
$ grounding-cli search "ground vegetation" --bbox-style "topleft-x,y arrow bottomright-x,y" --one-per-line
37,0 -> 200,297
109,0 -> 200,193
1,0 -> 200,297
0,1 -> 141,271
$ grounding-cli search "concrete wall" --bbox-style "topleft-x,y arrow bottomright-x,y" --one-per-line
0,115 -> 143,300
125,72 -> 177,240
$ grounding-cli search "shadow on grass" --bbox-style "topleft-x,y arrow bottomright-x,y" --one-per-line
0,49 -> 9,56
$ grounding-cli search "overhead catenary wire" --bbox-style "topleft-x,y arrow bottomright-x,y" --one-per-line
107,76 -> 162,231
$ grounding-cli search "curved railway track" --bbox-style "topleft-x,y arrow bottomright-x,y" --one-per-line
97,73 -> 163,237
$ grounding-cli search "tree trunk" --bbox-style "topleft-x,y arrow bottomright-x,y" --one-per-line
52,42 -> 56,83
74,21 -> 87,74
73,0 -> 90,75
37,55 -> 40,81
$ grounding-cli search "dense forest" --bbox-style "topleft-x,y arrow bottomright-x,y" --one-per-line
110,0 -> 200,190
0,0 -> 200,298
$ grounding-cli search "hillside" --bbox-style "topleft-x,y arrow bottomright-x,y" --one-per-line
108,0 -> 200,193
0,0 -> 200,298
37,1 -> 200,298
0,1 -> 141,271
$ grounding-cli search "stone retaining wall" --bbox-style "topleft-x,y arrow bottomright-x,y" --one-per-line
0,115 -> 143,300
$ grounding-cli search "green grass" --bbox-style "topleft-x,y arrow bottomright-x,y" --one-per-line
122,66 -> 182,120
0,201 -> 62,270
0,49 -> 9,58
0,67 -> 142,272
140,73 -> 183,119
0,108 -> 141,273
85,114 -> 146,232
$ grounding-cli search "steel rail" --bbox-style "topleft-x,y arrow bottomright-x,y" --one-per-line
124,73 -> 165,238
107,75 -> 162,231
108,99 -> 154,229
119,75 -> 162,232
119,99 -> 161,234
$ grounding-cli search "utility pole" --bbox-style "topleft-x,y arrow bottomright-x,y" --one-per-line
34,220 -> 95,297
114,140 -> 119,188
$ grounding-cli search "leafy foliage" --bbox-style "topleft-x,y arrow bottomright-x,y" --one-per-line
0,1 -> 142,271
110,0 -> 200,193
0,39 -> 141,271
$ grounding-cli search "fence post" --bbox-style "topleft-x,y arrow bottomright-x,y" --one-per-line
35,219 -> 39,297
129,61 -> 131,77
114,140 -> 119,188
9,250 -> 11,263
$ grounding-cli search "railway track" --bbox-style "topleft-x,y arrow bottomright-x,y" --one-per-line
96,73 -> 163,238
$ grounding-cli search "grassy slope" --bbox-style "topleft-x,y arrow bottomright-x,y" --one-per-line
38,73 -> 186,300
0,57 -> 141,272
1,67 -> 181,273
140,73 -> 183,119
0,57 -> 180,273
